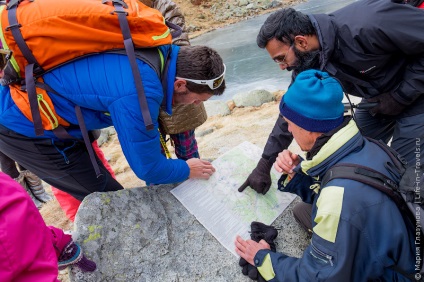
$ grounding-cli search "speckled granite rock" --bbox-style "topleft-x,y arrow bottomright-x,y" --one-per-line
70,184 -> 309,281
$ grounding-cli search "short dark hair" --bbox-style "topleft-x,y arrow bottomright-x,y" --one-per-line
176,46 -> 226,96
257,8 -> 316,48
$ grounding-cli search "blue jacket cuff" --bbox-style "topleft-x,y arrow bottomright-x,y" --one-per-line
254,249 -> 271,267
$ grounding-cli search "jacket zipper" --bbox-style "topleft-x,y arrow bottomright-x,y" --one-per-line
311,242 -> 334,266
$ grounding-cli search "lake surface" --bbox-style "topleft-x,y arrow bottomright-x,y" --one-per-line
192,0 -> 357,101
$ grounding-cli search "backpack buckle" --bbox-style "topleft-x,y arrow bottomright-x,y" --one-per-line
5,23 -> 21,31
103,0 -> 128,8
397,154 -> 408,166
110,10 -> 128,16
385,179 -> 399,190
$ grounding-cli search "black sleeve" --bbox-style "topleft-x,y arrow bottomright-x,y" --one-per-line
261,115 -> 293,163
370,2 -> 424,104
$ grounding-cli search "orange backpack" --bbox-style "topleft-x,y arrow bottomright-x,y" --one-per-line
0,0 -> 171,78
0,0 -> 177,176
0,0 -> 174,131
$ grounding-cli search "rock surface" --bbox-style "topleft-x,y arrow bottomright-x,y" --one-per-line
70,184 -> 310,281
233,90 -> 275,107
204,100 -> 231,117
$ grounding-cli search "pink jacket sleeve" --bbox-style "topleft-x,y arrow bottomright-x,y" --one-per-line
0,172 -> 59,282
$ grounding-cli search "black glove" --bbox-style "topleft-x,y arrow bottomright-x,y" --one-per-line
250,221 -> 278,252
238,222 -> 279,281
239,257 -> 266,282
367,92 -> 407,116
238,158 -> 273,195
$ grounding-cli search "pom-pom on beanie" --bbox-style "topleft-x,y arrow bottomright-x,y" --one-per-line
280,70 -> 344,133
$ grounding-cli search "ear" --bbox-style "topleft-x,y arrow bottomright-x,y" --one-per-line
294,35 -> 309,52
174,79 -> 187,92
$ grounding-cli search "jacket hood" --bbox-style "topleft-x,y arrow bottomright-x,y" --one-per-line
308,14 -> 338,71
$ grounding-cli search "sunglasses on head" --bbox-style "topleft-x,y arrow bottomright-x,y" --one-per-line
176,64 -> 226,90
0,49 -> 12,71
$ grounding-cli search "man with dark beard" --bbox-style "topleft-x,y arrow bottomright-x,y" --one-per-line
238,1 -> 424,225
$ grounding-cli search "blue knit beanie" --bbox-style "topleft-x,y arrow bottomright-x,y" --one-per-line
279,70 -> 344,133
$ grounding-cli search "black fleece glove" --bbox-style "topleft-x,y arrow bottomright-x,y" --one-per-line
239,258 -> 266,282
250,221 -> 278,251
238,158 -> 273,195
239,222 -> 279,281
367,92 -> 407,116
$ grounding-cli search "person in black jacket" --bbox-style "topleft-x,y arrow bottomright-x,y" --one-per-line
239,0 -> 424,200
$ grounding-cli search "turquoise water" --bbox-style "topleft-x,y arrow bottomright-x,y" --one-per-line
192,0 -> 357,101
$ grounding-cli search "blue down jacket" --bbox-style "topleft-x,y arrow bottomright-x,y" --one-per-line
0,45 -> 190,184
254,120 -> 416,281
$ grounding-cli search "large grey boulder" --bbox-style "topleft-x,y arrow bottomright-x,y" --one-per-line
70,185 -> 309,281
203,100 -> 231,117
233,90 -> 274,107
96,127 -> 116,147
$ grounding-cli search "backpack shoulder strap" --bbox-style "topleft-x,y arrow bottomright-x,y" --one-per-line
365,137 -> 407,174
322,163 -> 421,278
108,47 -> 171,111
35,82 -> 103,178
321,163 -> 406,208
6,1 -> 45,135
107,47 -> 163,77
110,0 -> 154,131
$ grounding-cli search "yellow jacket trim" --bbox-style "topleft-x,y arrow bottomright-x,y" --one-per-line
158,48 -> 164,72
301,120 -> 359,174
0,6 -> 20,76
257,253 -> 276,281
38,94 -> 59,129
152,18 -> 170,40
313,185 -> 344,243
